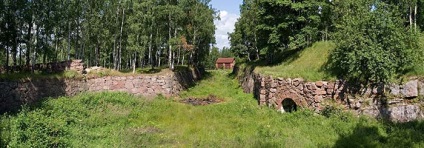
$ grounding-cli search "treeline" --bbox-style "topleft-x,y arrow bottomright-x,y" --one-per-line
0,0 -> 216,73
231,0 -> 424,83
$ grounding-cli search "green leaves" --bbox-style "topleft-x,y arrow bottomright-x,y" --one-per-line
329,0 -> 419,83
231,0 -> 330,63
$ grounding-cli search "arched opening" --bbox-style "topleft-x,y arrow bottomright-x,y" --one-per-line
282,98 -> 297,113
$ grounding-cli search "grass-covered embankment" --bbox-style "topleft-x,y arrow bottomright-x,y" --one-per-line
1,71 -> 423,147
254,38 -> 424,81
255,41 -> 336,81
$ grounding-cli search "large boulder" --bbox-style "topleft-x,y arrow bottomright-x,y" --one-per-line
401,80 -> 418,98
389,105 -> 423,122
387,84 -> 400,96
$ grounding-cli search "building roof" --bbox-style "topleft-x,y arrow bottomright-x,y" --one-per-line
216,58 -> 235,64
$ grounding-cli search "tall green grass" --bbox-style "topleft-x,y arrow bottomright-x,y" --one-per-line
1,71 -> 423,147
255,41 -> 336,81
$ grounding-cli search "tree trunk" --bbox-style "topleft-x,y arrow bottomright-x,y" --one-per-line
54,28 -> 59,62
410,6 -> 413,30
118,8 -> 125,70
12,39 -> 18,66
133,52 -> 136,74
5,47 -> 9,73
168,14 -> 173,70
177,46 -> 181,65
158,48 -> 161,67
80,20 -> 85,61
19,43 -> 22,66
182,53 -> 185,66
67,11 -> 71,60
191,29 -> 197,67
149,32 -> 153,69
113,4 -> 120,70
414,5 -> 417,32
32,25 -> 39,73
43,34 -> 47,64
95,44 -> 100,66
26,17 -> 33,68
171,29 -> 177,70
157,29 -> 161,68
76,19 -> 80,59
254,33 -> 259,60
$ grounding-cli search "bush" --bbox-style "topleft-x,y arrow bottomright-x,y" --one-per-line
329,1 -> 419,83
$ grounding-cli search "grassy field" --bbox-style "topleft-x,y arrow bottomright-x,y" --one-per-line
255,41 -> 337,81
1,70 -> 423,147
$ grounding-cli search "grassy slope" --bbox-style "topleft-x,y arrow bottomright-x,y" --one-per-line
255,37 -> 424,81
255,41 -> 336,81
1,71 -> 423,147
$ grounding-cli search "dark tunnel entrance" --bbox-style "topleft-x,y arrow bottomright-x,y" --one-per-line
282,98 -> 297,113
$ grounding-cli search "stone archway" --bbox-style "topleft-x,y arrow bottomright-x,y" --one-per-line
281,98 -> 297,113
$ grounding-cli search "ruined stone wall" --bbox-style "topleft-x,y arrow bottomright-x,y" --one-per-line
236,65 -> 424,122
0,78 -> 85,113
86,72 -> 190,97
0,68 -> 199,113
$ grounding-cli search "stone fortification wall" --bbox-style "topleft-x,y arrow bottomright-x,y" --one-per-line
0,68 -> 199,113
236,66 -> 424,122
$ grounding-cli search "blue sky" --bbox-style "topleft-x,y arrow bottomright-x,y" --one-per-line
211,0 -> 242,15
210,0 -> 243,49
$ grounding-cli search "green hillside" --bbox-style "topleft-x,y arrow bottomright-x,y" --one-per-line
255,41 -> 336,81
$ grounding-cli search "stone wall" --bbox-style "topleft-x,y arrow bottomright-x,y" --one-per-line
236,65 -> 424,122
0,68 -> 199,113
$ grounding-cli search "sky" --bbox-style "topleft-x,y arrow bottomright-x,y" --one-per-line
210,0 -> 243,49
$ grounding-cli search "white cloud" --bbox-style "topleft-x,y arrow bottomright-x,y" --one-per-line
214,10 -> 239,49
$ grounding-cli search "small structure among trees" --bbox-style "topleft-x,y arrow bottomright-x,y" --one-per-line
215,58 -> 235,69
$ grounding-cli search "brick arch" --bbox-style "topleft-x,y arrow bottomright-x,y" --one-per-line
275,90 -> 308,111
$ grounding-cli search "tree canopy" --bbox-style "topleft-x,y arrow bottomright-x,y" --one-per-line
0,0 -> 217,73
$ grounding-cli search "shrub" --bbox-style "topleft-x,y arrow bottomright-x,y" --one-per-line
329,1 -> 419,83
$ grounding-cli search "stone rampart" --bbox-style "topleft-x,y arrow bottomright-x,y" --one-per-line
236,65 -> 424,122
0,68 -> 199,113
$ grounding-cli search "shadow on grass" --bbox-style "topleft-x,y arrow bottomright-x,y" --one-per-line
249,48 -> 304,67
334,120 -> 424,148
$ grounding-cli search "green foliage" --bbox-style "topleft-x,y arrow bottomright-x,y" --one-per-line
231,0 -> 331,63
328,1 -> 420,83
403,34 -> 424,77
204,46 -> 219,69
0,0 -> 216,72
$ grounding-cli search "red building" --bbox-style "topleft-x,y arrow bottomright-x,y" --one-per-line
215,58 -> 235,69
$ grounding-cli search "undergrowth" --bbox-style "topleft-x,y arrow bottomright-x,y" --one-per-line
0,71 -> 423,147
